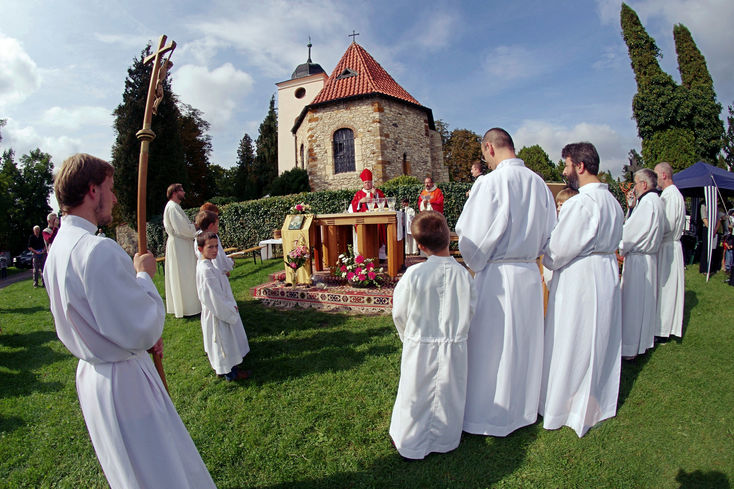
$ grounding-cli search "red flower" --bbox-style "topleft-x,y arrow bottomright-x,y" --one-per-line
355,255 -> 365,264
355,267 -> 364,275
347,271 -> 355,280
368,271 -> 376,280
357,273 -> 366,281
340,265 -> 347,272
366,262 -> 374,270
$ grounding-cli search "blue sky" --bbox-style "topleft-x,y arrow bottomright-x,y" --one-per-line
1,0 -> 732,192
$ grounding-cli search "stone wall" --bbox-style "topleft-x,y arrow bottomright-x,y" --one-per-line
296,96 -> 446,191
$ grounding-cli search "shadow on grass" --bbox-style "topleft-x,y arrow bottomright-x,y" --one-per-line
238,303 -> 398,385
676,468 -> 730,488
617,349 -> 652,410
0,305 -> 50,315
250,424 -> 540,489
0,330 -> 65,412
0,415 -> 25,434
679,289 -> 698,342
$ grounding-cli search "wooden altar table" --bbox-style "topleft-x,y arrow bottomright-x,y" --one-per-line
308,211 -> 404,278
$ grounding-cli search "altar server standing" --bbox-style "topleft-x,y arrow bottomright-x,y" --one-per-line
390,211 -> 475,459
619,168 -> 664,359
44,154 -> 216,489
456,128 -> 556,436
164,183 -> 201,317
540,142 -> 624,437
654,162 -> 686,339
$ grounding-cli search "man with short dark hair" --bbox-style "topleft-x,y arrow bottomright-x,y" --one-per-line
654,162 -> 686,339
619,168 -> 665,359
28,225 -> 46,287
164,183 -> 201,318
540,142 -> 624,437
43,154 -> 215,489
456,127 -> 556,437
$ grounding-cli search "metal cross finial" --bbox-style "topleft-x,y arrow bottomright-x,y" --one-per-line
307,36 -> 312,62
348,30 -> 359,43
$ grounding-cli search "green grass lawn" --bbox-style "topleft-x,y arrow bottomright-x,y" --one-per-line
1,260 -> 732,488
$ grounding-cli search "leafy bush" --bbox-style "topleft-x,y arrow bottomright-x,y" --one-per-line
268,168 -> 311,196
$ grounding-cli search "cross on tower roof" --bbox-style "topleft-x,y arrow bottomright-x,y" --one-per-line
348,30 -> 359,43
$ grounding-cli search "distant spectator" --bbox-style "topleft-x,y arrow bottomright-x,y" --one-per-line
96,228 -> 106,237
0,253 -> 8,280
42,212 -> 59,250
28,225 -> 46,287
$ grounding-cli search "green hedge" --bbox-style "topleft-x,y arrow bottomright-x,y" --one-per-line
145,179 -> 626,257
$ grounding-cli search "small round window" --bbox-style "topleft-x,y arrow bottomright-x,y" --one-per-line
295,87 -> 306,99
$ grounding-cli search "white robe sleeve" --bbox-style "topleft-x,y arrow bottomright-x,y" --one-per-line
85,239 -> 164,351
543,197 -> 596,270
619,197 -> 656,256
197,263 -> 240,325
391,268 -> 413,341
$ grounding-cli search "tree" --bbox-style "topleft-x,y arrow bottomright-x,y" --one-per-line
434,119 -> 450,147
110,45 -> 186,225
723,102 -> 734,171
621,3 -> 695,167
234,132 -> 257,200
253,95 -> 278,197
0,149 -> 53,253
674,23 -> 724,163
178,103 -> 213,207
622,149 -> 644,182
517,145 -> 560,181
268,168 -> 311,196
443,129 -> 481,182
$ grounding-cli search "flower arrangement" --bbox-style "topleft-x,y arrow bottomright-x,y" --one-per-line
335,245 -> 383,288
285,241 -> 310,270
289,202 -> 312,215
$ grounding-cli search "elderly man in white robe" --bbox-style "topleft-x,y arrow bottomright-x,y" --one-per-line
654,162 -> 686,339
164,183 -> 201,317
43,154 -> 216,489
456,128 -> 556,437
540,142 -> 624,437
619,168 -> 664,359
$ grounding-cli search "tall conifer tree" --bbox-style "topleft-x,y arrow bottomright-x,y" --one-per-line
110,45 -> 186,225
674,24 -> 724,163
254,95 -> 278,196
234,133 -> 256,200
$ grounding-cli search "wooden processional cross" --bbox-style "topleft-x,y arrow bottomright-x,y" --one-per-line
136,35 -> 176,393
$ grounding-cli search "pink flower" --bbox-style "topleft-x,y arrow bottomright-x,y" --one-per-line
295,204 -> 303,211
289,262 -> 297,269
368,271 -> 376,280
366,262 -> 374,270
355,255 -> 365,264
355,267 -> 364,275
341,265 -> 347,272
358,273 -> 366,281
347,271 -> 355,280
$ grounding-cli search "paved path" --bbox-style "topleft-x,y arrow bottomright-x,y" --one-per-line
0,270 -> 32,290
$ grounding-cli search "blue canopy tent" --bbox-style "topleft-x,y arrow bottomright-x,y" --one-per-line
673,161 -> 734,281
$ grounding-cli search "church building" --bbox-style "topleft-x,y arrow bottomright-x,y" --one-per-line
276,40 -> 447,191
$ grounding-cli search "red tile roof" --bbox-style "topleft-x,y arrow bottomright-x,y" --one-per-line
310,42 -> 420,105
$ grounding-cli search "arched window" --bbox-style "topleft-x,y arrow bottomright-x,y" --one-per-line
300,144 -> 305,168
333,128 -> 355,174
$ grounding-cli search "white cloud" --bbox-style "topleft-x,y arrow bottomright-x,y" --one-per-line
482,45 -> 551,83
0,34 -> 41,107
172,63 -> 254,128
40,106 -> 112,130
514,120 -> 640,176
1,118 -> 84,166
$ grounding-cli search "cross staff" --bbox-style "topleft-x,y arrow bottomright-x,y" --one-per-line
136,34 -> 176,393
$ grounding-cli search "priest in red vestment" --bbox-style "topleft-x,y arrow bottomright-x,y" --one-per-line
418,176 -> 444,214
351,168 -> 385,212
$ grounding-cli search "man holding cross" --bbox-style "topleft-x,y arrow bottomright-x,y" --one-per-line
44,154 -> 216,489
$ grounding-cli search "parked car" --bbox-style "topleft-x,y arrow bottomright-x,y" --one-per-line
13,250 -> 33,268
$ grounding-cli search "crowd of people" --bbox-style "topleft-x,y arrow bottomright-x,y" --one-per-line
388,128 -> 688,460
38,136 -> 693,485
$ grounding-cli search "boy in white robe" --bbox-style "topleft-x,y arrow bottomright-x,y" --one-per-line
196,232 -> 251,380
390,211 -> 476,459
44,154 -> 216,489
194,210 -> 234,276
401,198 -> 418,255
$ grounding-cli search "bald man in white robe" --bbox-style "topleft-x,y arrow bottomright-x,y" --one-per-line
456,128 -> 556,437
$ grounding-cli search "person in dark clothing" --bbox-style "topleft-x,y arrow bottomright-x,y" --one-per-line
28,225 -> 46,287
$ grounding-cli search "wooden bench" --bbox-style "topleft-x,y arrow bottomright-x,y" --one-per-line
227,245 -> 265,264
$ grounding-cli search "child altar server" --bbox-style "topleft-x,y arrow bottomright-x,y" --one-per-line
196,231 -> 251,381
390,211 -> 476,459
